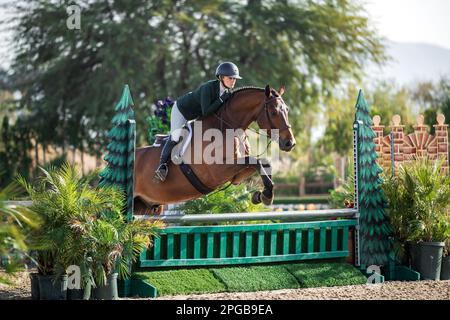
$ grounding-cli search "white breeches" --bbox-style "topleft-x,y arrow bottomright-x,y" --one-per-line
170,102 -> 187,142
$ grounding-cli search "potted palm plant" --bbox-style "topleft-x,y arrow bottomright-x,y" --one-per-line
19,163 -> 163,300
382,168 -> 419,268
385,158 -> 450,280
88,189 -> 163,299
408,159 -> 450,280
18,164 -> 121,299
18,165 -> 91,299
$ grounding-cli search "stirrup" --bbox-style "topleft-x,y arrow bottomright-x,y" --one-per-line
153,164 -> 168,182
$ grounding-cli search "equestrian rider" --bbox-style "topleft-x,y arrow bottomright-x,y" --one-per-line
153,62 -> 242,182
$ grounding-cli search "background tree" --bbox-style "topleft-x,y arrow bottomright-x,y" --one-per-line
319,81 -> 415,183
412,78 -> 450,134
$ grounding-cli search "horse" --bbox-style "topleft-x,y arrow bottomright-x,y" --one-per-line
133,85 -> 296,214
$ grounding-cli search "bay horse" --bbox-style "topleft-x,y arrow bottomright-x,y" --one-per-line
134,85 -> 296,214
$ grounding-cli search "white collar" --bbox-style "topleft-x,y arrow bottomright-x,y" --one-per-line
219,81 -> 228,96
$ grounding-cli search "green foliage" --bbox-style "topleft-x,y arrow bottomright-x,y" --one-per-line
174,184 -> 266,215
385,159 -> 450,243
382,170 -> 416,240
87,205 -> 164,286
0,181 -> 41,284
18,163 -> 163,287
383,159 -> 450,262
370,81 -> 415,133
328,174 -> 355,209
0,116 -> 33,188
319,83 -> 415,159
414,78 -> 450,160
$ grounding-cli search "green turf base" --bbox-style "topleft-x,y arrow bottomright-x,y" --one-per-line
285,262 -> 367,287
130,261 -> 368,298
132,269 -> 226,297
211,265 -> 300,292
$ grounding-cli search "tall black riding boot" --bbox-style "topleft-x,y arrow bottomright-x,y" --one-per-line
153,139 -> 178,183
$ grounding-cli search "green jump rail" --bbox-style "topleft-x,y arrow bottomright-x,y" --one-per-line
137,210 -> 358,268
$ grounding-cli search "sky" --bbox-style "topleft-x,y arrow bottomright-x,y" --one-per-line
1,1 -> 450,66
364,0 -> 450,50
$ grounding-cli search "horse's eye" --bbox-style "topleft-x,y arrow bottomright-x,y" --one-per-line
271,110 -> 277,116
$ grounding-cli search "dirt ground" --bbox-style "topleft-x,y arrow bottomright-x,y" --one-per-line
1,270 -> 449,300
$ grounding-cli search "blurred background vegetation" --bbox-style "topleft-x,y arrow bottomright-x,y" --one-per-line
0,0 -> 449,197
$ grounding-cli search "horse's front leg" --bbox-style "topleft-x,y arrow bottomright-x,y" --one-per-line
235,156 -> 274,206
253,158 -> 274,206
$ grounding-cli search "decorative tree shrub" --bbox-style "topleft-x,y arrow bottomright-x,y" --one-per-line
99,85 -> 136,220
355,90 -> 394,267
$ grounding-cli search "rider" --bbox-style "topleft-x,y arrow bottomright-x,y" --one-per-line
153,61 -> 242,182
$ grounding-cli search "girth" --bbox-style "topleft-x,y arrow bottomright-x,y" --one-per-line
179,162 -> 214,195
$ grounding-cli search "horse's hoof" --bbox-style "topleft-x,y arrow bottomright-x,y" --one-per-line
251,191 -> 262,204
261,190 -> 273,206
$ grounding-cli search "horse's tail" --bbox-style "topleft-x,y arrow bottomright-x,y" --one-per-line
99,84 -> 136,220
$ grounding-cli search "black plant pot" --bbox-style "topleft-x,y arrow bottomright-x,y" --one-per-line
408,241 -> 420,271
38,274 -> 68,300
67,282 -> 92,300
418,242 -> 444,280
29,273 -> 40,300
92,273 -> 118,300
440,255 -> 450,280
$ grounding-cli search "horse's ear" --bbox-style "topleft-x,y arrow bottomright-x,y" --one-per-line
265,85 -> 271,97
278,85 -> 285,96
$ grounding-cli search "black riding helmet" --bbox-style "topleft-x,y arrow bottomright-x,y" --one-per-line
215,62 -> 242,79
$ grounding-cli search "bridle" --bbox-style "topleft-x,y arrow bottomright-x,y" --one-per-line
259,96 -> 292,133
213,92 -> 292,158
215,94 -> 291,134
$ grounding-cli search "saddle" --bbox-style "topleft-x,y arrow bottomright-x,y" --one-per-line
152,134 -> 169,147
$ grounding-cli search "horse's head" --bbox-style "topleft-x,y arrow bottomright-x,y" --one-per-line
256,85 -> 296,152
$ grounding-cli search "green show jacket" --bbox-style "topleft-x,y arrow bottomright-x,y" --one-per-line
176,80 -> 224,120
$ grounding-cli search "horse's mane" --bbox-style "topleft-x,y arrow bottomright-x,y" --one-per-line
216,85 -> 280,125
231,86 -> 279,97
